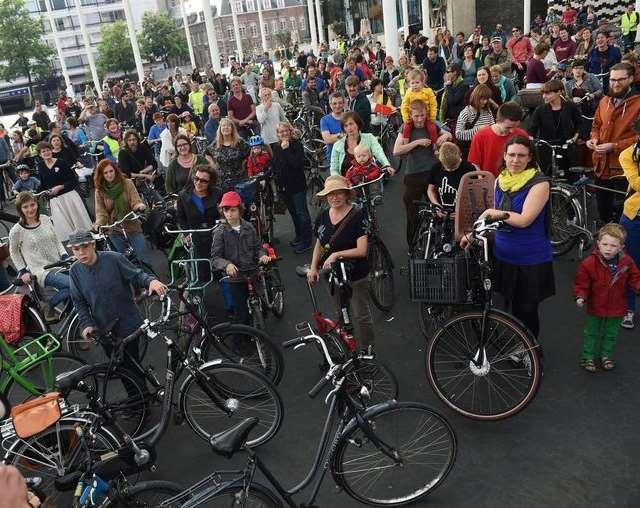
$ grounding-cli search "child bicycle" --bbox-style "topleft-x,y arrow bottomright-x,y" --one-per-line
423,215 -> 544,420
124,332 -> 456,507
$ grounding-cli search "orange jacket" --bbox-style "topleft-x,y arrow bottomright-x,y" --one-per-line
590,92 -> 640,179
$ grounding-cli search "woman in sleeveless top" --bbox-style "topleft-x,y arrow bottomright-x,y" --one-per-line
472,136 -> 555,337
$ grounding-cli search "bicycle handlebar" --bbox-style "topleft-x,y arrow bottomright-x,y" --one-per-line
350,171 -> 387,191
43,257 -> 75,270
99,210 -> 143,231
164,222 -> 221,234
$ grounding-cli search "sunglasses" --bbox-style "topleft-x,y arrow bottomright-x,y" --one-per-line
192,176 -> 210,183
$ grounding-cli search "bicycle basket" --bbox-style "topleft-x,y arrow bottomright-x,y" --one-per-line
11,392 -> 62,439
235,179 -> 258,204
409,254 -> 477,304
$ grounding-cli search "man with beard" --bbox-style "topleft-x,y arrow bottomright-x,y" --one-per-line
587,63 -> 640,223
118,129 -> 160,204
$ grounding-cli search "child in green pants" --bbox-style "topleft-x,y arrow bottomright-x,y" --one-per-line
573,224 -> 640,372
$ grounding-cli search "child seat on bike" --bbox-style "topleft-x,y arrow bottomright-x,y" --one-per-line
454,170 -> 495,242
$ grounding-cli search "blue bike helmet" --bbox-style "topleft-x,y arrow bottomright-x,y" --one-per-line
248,135 -> 264,147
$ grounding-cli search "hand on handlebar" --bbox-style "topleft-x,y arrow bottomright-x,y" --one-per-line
258,255 -> 272,265
20,273 -> 32,284
226,263 -> 238,277
307,267 -> 320,284
148,280 -> 167,297
81,326 -> 95,340
322,253 -> 339,270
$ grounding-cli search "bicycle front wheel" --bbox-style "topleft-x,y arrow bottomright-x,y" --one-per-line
425,311 -> 542,420
368,239 -> 395,311
550,185 -> 581,257
180,362 -> 283,448
332,402 -> 456,506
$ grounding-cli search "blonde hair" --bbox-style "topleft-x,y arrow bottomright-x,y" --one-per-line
409,99 -> 427,111
354,144 -> 371,157
215,117 -> 240,148
597,223 -> 626,243
407,68 -> 426,82
438,142 -> 461,170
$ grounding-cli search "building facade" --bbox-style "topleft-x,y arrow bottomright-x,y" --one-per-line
20,0 -> 165,88
176,0 -> 307,67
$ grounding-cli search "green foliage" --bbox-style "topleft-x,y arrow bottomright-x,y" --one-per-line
139,12 -> 188,67
97,20 -> 136,79
0,0 -> 54,86
274,30 -> 292,47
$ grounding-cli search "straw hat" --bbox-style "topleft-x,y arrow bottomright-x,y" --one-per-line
316,175 -> 354,197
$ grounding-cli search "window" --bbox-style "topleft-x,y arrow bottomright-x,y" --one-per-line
251,24 -> 258,37
55,18 -> 65,31
263,22 -> 269,35
226,26 -> 234,40
276,0 -> 284,7
271,19 -> 278,34
279,19 -> 287,31
290,17 -> 296,31
65,55 -> 85,69
199,11 -> 204,22
246,0 -> 254,11
262,0 -> 270,9
233,0 -> 243,13
299,17 -> 305,30
239,25 -> 246,37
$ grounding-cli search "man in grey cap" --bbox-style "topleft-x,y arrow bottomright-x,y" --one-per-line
68,230 -> 166,385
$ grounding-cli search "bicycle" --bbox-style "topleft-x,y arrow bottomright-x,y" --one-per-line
424,215 -> 544,420
352,173 -> 395,312
238,171 -> 276,244
0,332 -> 86,406
295,261 -> 398,405
0,209 -> 18,237
304,140 -> 329,212
220,257 -> 285,332
127,334 -> 456,507
377,109 -> 402,169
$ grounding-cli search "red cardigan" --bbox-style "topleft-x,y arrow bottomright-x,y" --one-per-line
573,249 -> 640,317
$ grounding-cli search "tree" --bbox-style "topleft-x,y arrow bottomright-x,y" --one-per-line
97,20 -> 135,80
274,30 -> 292,48
0,0 -> 54,95
139,12 -> 188,68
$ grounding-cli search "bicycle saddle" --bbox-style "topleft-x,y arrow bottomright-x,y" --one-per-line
55,364 -> 95,394
568,166 -> 593,174
209,417 -> 259,459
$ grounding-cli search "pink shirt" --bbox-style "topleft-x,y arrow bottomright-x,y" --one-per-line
506,36 -> 533,64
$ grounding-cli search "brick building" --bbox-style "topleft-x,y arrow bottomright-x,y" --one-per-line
178,0 -> 308,67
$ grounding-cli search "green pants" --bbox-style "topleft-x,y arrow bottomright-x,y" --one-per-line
582,315 -> 623,360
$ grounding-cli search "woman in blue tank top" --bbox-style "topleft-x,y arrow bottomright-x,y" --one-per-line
477,136 -> 555,337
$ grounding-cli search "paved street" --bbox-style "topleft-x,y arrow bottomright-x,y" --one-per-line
137,177 -> 640,507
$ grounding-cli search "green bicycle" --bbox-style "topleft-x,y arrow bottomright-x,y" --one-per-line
0,333 -> 86,407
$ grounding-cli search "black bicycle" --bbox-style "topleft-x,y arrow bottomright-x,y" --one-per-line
424,215 -> 543,420
125,333 -> 457,507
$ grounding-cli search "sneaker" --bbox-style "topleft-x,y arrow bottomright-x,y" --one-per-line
294,243 -> 312,254
289,238 -> 302,247
622,311 -> 634,329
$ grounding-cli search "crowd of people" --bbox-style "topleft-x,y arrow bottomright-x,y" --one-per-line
1,2 -> 640,428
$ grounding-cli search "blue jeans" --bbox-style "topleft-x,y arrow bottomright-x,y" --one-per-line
44,271 -> 70,307
282,191 -> 312,246
109,233 -> 153,267
0,265 -> 9,292
620,214 -> 640,311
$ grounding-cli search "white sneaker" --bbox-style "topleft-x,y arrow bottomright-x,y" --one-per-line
622,311 -> 634,330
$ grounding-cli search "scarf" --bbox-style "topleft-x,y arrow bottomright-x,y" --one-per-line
497,168 -> 550,212
103,180 -> 128,220
496,76 -> 507,102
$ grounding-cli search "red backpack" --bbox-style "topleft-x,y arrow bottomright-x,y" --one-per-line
0,294 -> 26,344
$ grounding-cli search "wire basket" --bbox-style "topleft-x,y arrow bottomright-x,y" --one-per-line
409,254 -> 478,304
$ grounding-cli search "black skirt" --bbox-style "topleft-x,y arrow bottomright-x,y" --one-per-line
492,257 -> 556,304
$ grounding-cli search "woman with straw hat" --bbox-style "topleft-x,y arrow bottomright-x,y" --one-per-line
307,175 -> 375,353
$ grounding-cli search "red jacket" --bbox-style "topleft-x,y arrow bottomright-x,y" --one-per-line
572,249 -> 640,317
246,151 -> 271,177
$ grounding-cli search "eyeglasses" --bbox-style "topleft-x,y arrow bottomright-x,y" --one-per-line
192,176 -> 210,183
610,77 -> 632,83
512,29 -> 519,33
176,143 -> 190,148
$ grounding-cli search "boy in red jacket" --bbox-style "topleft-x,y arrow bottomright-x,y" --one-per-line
573,223 -> 640,372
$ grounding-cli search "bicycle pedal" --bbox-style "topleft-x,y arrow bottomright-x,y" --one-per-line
295,321 -> 311,332
399,266 -> 409,276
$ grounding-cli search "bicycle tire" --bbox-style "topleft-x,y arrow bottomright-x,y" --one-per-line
93,365 -> 148,437
23,302 -> 49,337
250,300 -> 266,332
332,402 -> 457,506
307,174 -> 324,211
64,310 -> 149,364
367,239 -> 395,311
106,480 -> 184,507
550,185 -> 582,257
3,417 -> 121,505
171,481 -> 281,507
199,322 -> 284,385
345,359 -> 399,407
417,303 -> 454,338
179,362 -> 283,448
4,352 -> 87,407
425,310 -> 542,420
265,268 -> 285,318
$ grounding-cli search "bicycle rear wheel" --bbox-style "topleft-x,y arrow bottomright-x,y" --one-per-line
3,418 -> 121,505
265,268 -> 285,318
180,362 -> 283,448
425,310 -> 542,420
106,480 -> 184,507
307,173 -> 325,211
190,482 -> 280,507
550,186 -> 581,257
332,402 -> 456,506
5,352 -> 87,407
368,239 -> 395,311
200,323 -> 284,385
